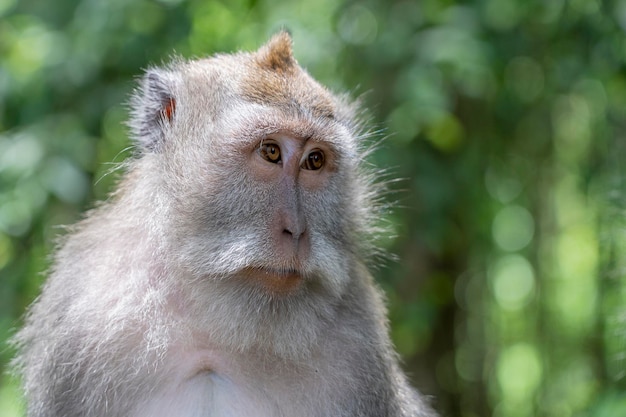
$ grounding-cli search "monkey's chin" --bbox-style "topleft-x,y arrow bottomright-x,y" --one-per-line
240,266 -> 304,296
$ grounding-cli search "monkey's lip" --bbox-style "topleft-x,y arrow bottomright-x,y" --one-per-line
240,266 -> 304,294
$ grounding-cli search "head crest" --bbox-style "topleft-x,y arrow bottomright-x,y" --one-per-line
256,31 -> 295,72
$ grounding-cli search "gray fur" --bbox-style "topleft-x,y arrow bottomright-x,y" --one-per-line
12,33 -> 437,417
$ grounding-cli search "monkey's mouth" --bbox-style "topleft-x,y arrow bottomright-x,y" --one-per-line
240,266 -> 304,295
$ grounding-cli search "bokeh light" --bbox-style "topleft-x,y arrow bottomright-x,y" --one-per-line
488,255 -> 535,311
492,205 -> 534,252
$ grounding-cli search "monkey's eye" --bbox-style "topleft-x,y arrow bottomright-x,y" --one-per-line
301,150 -> 325,171
259,143 -> 281,163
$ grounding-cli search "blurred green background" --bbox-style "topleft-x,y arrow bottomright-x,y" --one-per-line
1,0 -> 625,416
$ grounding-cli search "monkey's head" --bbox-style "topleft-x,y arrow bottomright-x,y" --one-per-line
126,33 -> 378,352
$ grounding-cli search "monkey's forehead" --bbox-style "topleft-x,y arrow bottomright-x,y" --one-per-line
246,34 -> 337,121
177,45 -> 340,123
238,62 -> 337,121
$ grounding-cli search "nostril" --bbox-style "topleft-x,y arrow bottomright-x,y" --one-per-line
283,227 -> 305,241
279,211 -> 305,240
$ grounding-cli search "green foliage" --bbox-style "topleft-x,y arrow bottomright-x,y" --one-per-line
1,0 -> 625,416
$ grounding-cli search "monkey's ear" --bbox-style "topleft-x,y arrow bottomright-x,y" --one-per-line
129,68 -> 177,152
255,31 -> 296,72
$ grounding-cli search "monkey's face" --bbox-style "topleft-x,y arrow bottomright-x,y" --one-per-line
163,97 -> 363,303
127,33 -> 375,356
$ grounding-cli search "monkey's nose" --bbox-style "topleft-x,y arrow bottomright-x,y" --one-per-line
282,222 -> 307,252
282,224 -> 304,241
277,212 -> 309,260
280,227 -> 309,261
280,206 -> 306,239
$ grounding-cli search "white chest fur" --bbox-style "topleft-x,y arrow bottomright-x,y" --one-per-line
132,348 -> 342,417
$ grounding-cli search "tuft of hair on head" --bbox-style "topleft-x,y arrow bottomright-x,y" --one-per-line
255,30 -> 296,72
128,67 -> 178,153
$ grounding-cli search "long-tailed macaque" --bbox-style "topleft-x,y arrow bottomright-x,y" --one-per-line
13,32 -> 437,417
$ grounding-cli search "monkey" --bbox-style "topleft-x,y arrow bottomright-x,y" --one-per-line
12,32 -> 437,417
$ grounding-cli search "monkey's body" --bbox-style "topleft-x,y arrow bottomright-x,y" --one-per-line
14,33 -> 436,417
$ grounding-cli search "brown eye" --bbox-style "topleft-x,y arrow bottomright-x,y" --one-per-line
302,150 -> 325,170
260,143 -> 281,163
